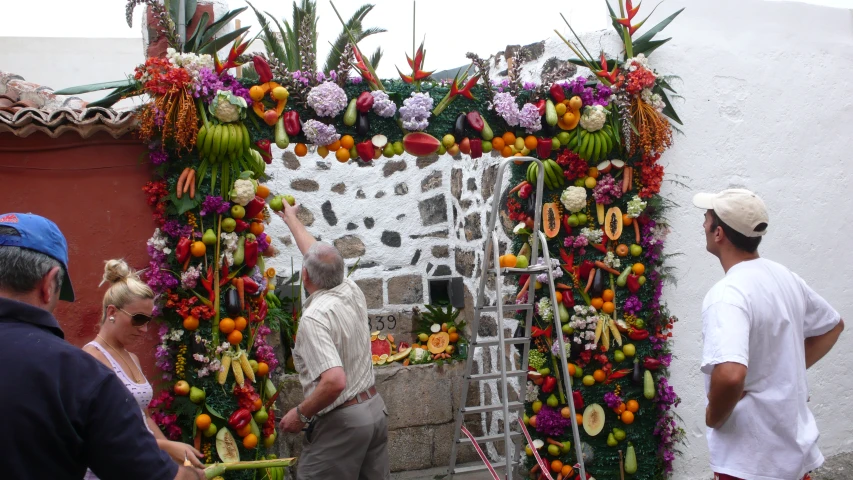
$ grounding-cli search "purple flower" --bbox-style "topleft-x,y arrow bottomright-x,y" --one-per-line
162,220 -> 192,239
371,90 -> 397,117
399,92 -> 434,131
149,147 -> 169,165
152,106 -> 166,127
522,81 -> 536,91
256,232 -> 269,253
307,82 -> 348,117
518,103 -> 542,133
623,295 -> 643,316
592,174 -> 623,205
350,75 -> 363,84
199,195 -> 230,217
303,119 -> 340,146
534,406 -> 572,436
491,92 -> 520,126
142,260 -> 178,295
603,391 -> 623,409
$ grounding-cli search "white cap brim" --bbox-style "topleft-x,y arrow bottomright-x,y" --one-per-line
692,193 -> 717,210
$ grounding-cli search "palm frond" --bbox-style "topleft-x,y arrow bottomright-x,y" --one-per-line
368,46 -> 383,72
247,1 -> 288,64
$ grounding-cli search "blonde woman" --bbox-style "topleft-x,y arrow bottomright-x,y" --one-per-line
82,260 -> 203,479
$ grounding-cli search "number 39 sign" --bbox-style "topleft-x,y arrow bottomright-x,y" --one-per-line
368,315 -> 397,331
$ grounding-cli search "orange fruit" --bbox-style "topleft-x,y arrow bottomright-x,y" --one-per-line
317,146 -> 329,158
554,291 -> 563,304
501,131 -> 516,147
501,145 -> 513,158
219,318 -> 235,334
626,399 -> 640,413
602,302 -> 615,314
524,135 -> 538,150
568,364 -> 576,377
551,460 -> 563,473
561,406 -> 572,419
335,147 -> 350,162
576,413 -> 584,425
602,289 -> 615,302
448,332 -> 459,343
255,185 -> 270,198
243,433 -> 258,449
590,297 -> 604,310
614,402 -> 626,414
252,397 -> 263,411
491,137 -> 505,151
616,244 -> 629,257
234,316 -> 247,332
327,140 -> 341,151
183,316 -> 199,331
190,241 -> 206,257
340,135 -> 354,150
561,465 -> 575,477
593,369 -> 606,383
632,263 -> 645,275
195,414 -> 211,430
227,330 -> 243,345
622,214 -> 633,226
256,362 -> 269,376
294,143 -> 308,157
588,167 -> 599,179
236,424 -> 252,437
250,222 -> 265,236
621,410 -> 635,424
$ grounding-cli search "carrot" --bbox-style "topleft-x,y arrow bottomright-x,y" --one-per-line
403,359 -> 410,367
183,169 -> 194,194
627,167 -> 633,191
546,438 -> 564,448
234,277 -> 245,310
509,180 -> 529,195
517,276 -> 532,301
182,256 -> 191,272
176,167 -> 190,199
634,220 -> 641,243
530,464 -> 540,475
555,283 -> 572,290
557,474 -> 563,480
193,430 -> 201,451
584,268 -> 596,294
595,261 -> 621,276
189,173 -> 196,199
622,166 -> 630,193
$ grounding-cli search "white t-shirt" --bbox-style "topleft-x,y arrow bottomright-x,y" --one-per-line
701,258 -> 840,480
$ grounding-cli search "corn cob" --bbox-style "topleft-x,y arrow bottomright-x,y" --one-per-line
218,353 -> 232,385
238,349 -> 256,383
232,352 -> 245,386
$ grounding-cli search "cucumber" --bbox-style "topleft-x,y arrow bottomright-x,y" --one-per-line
545,100 -> 558,126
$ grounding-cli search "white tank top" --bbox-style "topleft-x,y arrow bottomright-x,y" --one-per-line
83,341 -> 155,480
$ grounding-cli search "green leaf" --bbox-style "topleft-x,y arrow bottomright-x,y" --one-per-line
567,58 -> 587,68
206,402 -> 226,421
247,1 -> 288,64
53,79 -> 134,95
658,77 -> 678,93
606,1 -> 625,38
200,7 -> 248,46
185,0 -> 198,26
656,87 -> 683,125
198,26 -> 251,55
184,11 -> 210,53
633,37 -> 671,58
632,8 -> 684,48
86,85 -> 140,109
168,190 -> 201,215
368,46 -> 383,72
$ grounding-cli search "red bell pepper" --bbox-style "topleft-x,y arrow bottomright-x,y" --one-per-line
541,375 -> 557,393
550,83 -> 566,103
626,274 -> 641,293
572,391 -> 584,410
562,214 -> 573,236
228,408 -> 253,430
644,357 -> 662,371
469,138 -> 483,159
466,111 -> 485,132
356,91 -> 374,113
234,219 -> 249,233
562,292 -> 574,308
176,238 -> 191,264
241,275 -> 260,295
535,99 -> 546,116
283,111 -> 301,137
255,139 -> 272,164
244,238 -> 259,269
628,329 -> 649,341
536,137 -> 552,159
578,260 -> 594,281
356,140 -> 374,163
243,196 -> 265,220
252,56 -> 273,84
518,183 -> 533,199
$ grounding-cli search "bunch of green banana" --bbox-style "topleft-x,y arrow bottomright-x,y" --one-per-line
526,159 -> 566,190
196,122 -> 251,164
567,125 -> 620,163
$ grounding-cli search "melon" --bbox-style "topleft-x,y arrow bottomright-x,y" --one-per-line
402,132 -> 440,156
370,336 -> 392,357
582,404 -> 606,437
388,347 -> 412,363
543,203 -> 560,238
427,332 -> 450,354
216,427 -> 240,463
604,207 -> 624,241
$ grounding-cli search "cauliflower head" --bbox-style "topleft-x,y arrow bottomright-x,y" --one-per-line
210,90 -> 247,123
231,179 -> 256,206
560,186 -> 588,213
579,105 -> 608,132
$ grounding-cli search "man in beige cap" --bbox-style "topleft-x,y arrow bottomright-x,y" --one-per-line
693,188 -> 844,480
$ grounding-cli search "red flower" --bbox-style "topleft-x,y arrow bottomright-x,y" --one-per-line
636,153 -> 664,198
556,149 -> 588,180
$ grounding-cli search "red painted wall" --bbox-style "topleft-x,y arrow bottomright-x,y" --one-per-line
0,131 -> 162,378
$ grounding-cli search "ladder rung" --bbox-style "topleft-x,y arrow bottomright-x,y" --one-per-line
458,431 -> 522,445
470,337 -> 529,347
478,304 -> 532,313
467,370 -> 527,381
495,265 -> 547,274
461,402 -> 524,415
451,461 -> 518,474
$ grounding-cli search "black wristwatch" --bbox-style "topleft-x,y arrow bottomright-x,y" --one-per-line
296,405 -> 313,424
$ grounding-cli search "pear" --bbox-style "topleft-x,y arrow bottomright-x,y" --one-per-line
189,386 -> 206,404
283,194 -> 296,206
253,407 -> 269,424
202,229 -> 217,246
607,432 -> 618,447
269,195 -> 284,212
546,394 -> 559,408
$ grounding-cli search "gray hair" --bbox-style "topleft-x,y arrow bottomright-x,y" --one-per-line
0,226 -> 64,295
303,242 -> 344,290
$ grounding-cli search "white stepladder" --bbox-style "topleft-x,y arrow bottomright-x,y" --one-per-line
446,157 -> 587,480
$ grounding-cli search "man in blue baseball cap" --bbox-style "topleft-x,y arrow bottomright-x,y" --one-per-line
0,213 -> 204,480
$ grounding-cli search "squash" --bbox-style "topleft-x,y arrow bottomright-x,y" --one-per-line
543,203 -> 561,238
604,206 -> 624,241
427,332 -> 450,354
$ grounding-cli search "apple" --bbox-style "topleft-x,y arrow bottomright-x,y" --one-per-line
577,213 -> 588,224
548,444 -> 561,457
560,441 -> 572,453
230,205 -> 246,219
614,350 -> 625,363
638,275 -> 647,286
622,343 -> 636,357
568,214 -> 579,227
532,400 -> 543,413
283,194 -> 296,206
174,380 -> 190,396
574,179 -> 585,188
221,218 -> 236,233
482,140 -> 493,153
551,137 -> 561,150
515,255 -> 529,269
447,143 -> 460,156
442,134 -> 455,148
437,144 -> 446,155
204,424 -> 218,438
630,244 -> 643,256
269,196 -> 284,212
263,109 -> 278,125
263,433 -> 276,448
557,131 -> 571,146
562,324 -> 574,335
574,366 -> 584,379
584,176 -> 597,189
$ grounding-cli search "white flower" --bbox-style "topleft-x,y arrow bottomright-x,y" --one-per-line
579,105 -> 608,132
167,329 -> 185,342
624,54 -> 650,72
641,88 -> 666,112
166,48 -> 213,78
626,195 -> 647,218
603,251 -> 621,269
580,227 -> 603,244
560,186 -> 588,213
147,229 -> 172,255
525,381 -> 540,403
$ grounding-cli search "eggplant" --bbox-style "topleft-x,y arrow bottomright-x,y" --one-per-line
225,288 -> 241,317
591,269 -> 606,297
632,357 -> 643,385
454,112 -> 467,139
356,112 -> 370,136
541,117 -> 556,136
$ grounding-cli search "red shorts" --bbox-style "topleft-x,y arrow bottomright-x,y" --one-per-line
714,474 -> 811,480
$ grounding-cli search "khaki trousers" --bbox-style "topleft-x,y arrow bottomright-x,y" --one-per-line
297,393 -> 390,480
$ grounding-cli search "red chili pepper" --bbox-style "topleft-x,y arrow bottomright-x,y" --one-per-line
466,111 -> 485,132
541,375 -> 557,393
627,274 -> 641,293
536,137 -> 552,159
283,111 -> 301,137
356,91 -> 374,113
244,239 -> 259,269
262,408 -> 276,437
628,329 -> 649,341
352,45 -> 376,86
252,56 -> 273,84
176,238 -> 191,264
255,139 -> 272,164
644,357 -> 662,370
531,325 -> 552,338
535,99 -> 546,116
469,138 -> 483,159
356,140 -> 374,163
604,368 -> 632,384
241,275 -> 260,295
243,196 -> 265,220
256,295 -> 268,321
572,390 -> 584,410
200,265 -> 214,298
550,83 -> 566,103
219,260 -> 231,287
228,408 -> 252,430
591,243 -> 608,254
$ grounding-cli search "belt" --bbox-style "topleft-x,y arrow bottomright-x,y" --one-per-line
338,386 -> 377,409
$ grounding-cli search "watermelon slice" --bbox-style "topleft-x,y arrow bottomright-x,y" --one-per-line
370,337 -> 392,357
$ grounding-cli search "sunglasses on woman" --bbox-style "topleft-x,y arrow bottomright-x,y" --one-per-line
118,307 -> 153,327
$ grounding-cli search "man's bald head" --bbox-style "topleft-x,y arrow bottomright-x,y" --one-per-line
303,242 -> 344,290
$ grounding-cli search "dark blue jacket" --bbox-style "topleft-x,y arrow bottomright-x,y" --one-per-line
0,297 -> 178,480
